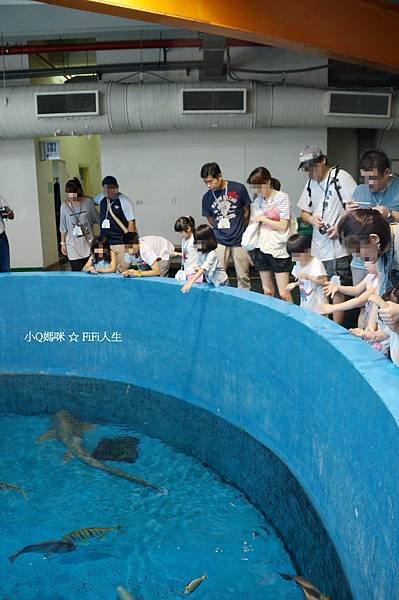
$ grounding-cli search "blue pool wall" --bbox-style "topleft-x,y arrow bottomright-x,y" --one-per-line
1,273 -> 399,600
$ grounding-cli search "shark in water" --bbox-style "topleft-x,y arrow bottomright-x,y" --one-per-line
37,410 -> 160,492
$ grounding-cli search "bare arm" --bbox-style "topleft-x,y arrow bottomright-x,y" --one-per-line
300,209 -> 323,230
96,250 -> 117,273
254,215 -> 289,232
127,220 -> 136,233
181,267 -> 205,293
243,206 -> 250,227
322,287 -> 377,315
125,260 -> 161,277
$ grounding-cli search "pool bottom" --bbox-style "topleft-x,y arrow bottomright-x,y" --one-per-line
0,373 -> 352,600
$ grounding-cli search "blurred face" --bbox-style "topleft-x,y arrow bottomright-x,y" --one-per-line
181,228 -> 192,239
94,245 -> 105,258
351,235 -> 380,263
194,240 -> 207,252
301,158 -> 326,182
66,191 -> 79,201
203,175 -> 224,191
125,243 -> 140,256
103,184 -> 119,198
360,168 -> 390,193
291,250 -> 311,265
250,180 -> 272,197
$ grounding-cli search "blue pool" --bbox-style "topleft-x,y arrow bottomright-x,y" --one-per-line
1,411 -> 304,600
1,273 -> 399,600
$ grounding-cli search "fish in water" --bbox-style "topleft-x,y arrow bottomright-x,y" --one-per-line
116,586 -> 135,600
9,539 -> 76,563
279,573 -> 331,600
0,481 -> 28,501
93,437 -> 139,463
36,410 -> 160,491
63,525 -> 123,542
184,573 -> 207,595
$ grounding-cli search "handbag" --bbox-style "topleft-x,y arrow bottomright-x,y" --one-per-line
241,220 -> 260,251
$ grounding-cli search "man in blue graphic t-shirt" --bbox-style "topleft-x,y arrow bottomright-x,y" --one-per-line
201,162 -> 251,289
347,150 -> 399,284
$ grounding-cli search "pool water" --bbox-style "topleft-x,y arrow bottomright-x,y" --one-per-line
1,413 -> 302,600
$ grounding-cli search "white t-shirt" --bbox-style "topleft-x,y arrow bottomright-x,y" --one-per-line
181,235 -> 198,276
198,250 -> 228,287
125,236 -> 174,270
298,168 -> 356,261
254,191 -> 292,259
292,256 -> 327,313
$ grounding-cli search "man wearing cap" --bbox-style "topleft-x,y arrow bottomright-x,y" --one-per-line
0,197 -> 14,272
97,176 -> 136,268
297,144 -> 356,324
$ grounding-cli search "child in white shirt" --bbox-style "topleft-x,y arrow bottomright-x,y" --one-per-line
173,216 -> 202,281
286,234 -> 328,313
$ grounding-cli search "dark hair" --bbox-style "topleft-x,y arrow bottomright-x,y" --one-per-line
271,178 -> 281,191
337,209 -> 391,255
194,224 -> 218,253
359,150 -> 390,175
91,236 -> 111,264
286,233 -> 312,255
247,166 -> 272,185
200,162 -> 222,179
122,232 -> 139,245
65,178 -> 83,197
174,216 -> 195,234
382,285 -> 399,304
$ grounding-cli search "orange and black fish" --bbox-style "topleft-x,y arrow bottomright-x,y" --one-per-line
62,525 -> 123,542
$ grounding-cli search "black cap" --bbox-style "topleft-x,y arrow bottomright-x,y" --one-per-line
102,175 -> 118,187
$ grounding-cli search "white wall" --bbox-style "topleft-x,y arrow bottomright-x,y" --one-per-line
0,139 -> 43,269
100,128 -> 327,243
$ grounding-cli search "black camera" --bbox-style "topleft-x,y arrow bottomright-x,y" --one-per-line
0,206 -> 9,218
318,223 -> 330,235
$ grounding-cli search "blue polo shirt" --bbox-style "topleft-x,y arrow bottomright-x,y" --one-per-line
351,176 -> 399,270
202,180 -> 251,247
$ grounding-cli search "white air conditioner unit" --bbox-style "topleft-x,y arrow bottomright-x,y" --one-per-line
35,90 -> 99,118
181,88 -> 247,114
324,91 -> 392,118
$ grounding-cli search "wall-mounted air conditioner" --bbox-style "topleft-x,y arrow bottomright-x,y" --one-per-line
35,90 -> 99,118
324,91 -> 392,118
181,88 -> 246,114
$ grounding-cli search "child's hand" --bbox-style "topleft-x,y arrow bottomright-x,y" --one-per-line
324,282 -> 340,298
349,327 -> 365,338
181,281 -> 193,294
123,270 -> 134,278
285,282 -> 298,292
297,272 -> 309,280
88,266 -> 98,274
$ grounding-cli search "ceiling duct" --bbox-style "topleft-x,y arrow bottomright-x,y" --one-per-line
324,91 -> 392,118
0,81 -> 398,139
35,90 -> 99,118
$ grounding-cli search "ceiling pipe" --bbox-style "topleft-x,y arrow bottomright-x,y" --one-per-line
3,60 -> 205,80
0,38 -> 264,56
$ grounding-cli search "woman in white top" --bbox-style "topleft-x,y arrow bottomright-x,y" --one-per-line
246,167 -> 294,302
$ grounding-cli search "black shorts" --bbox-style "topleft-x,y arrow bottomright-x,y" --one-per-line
250,249 -> 292,273
322,255 -> 352,285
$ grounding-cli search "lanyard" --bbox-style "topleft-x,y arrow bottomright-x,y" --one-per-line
319,169 -> 334,221
67,201 -> 83,226
212,182 -> 229,217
